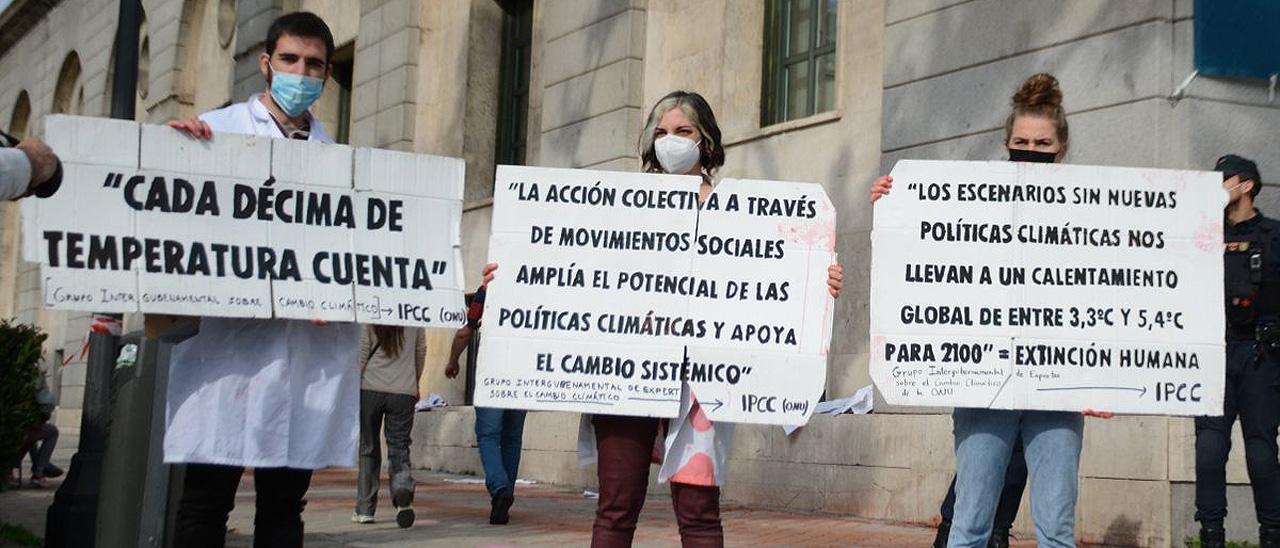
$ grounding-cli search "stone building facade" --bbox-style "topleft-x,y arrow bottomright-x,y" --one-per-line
1,1 -> 1277,544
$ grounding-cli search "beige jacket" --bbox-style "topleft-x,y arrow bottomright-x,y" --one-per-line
358,326 -> 426,397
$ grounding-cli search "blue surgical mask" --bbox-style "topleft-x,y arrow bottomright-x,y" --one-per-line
268,64 -> 325,117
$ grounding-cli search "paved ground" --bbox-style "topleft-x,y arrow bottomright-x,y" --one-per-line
2,448 -> 1040,547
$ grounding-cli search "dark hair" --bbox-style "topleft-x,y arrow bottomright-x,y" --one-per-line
266,11 -> 335,64
1216,154 -> 1263,197
371,325 -> 406,360
1005,73 -> 1069,158
638,91 -> 726,179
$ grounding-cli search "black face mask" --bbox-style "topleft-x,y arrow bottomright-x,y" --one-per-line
1008,148 -> 1058,163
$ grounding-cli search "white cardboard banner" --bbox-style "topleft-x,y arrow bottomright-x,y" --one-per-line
476,166 -> 836,425
23,115 -> 466,327
870,160 -> 1226,416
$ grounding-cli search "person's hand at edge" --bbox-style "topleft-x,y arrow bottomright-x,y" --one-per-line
827,263 -> 843,299
481,262 -> 498,288
166,117 -> 213,140
870,175 -> 893,204
1082,409 -> 1114,419
16,137 -> 57,190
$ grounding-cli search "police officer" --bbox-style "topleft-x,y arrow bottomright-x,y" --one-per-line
1197,154 -> 1280,548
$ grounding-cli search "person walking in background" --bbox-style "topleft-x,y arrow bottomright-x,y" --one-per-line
354,324 -> 427,528
445,264 -> 526,525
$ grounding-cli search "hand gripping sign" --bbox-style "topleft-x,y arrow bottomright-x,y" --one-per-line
22,115 -> 466,328
475,166 -> 836,425
870,160 -> 1226,416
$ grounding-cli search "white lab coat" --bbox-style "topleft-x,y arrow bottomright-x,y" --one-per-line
163,95 -> 361,469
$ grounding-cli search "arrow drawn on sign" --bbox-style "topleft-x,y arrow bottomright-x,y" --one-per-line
1036,386 -> 1148,397
703,399 -> 725,412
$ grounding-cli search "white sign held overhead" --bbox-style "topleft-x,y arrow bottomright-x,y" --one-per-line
22,115 -> 466,327
476,166 -> 836,425
870,160 -> 1226,416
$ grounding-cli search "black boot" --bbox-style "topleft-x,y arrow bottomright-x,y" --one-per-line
1198,527 -> 1225,548
932,521 -> 950,548
1260,525 -> 1280,548
489,487 -> 514,525
988,527 -> 1010,548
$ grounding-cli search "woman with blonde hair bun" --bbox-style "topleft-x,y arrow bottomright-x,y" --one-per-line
871,73 -> 1111,548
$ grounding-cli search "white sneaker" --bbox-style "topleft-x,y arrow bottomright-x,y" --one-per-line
351,513 -> 374,524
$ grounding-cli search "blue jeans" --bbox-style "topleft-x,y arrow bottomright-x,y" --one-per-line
948,408 -> 1083,548
475,407 -> 527,497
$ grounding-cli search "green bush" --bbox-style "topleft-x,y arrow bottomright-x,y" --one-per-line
1186,537 -> 1258,548
0,319 -> 47,484
0,522 -> 42,547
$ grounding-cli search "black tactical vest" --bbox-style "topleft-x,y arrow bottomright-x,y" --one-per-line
1225,219 -> 1280,337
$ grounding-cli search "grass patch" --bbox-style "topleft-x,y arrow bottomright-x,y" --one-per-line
1185,537 -> 1258,548
0,523 -> 41,547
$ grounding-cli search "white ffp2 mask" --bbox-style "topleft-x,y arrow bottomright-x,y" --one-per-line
654,135 -> 701,175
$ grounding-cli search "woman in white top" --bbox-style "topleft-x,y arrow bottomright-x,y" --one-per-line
353,324 -> 426,528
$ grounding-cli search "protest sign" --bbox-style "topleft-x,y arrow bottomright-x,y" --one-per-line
475,166 -> 836,425
21,115 -> 466,327
870,160 -> 1225,415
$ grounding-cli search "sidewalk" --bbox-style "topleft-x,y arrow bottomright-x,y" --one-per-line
237,468 -> 981,547
3,458 -> 1038,547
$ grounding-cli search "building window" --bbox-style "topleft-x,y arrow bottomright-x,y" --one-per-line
762,0 -> 837,126
330,44 -> 355,144
312,43 -> 354,144
495,0 -> 532,166
217,0 -> 237,48
53,52 -> 84,115
9,91 -> 31,139
1194,0 -> 1280,80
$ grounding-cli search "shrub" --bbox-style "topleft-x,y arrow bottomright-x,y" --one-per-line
0,319 -> 47,484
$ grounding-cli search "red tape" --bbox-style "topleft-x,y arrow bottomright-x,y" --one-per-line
90,314 -> 123,336
61,315 -> 123,367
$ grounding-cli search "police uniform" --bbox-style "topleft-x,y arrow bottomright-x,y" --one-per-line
1196,208 -> 1280,541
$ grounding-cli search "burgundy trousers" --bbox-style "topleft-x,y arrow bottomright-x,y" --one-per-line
591,414 -> 723,548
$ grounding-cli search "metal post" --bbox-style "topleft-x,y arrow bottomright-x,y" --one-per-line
44,315 -> 123,547
45,1 -> 141,545
109,0 -> 141,122
95,331 -> 161,547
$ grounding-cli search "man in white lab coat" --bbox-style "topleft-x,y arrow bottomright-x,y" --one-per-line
163,11 -> 365,547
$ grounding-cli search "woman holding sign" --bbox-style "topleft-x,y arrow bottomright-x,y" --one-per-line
872,74 -> 1111,548
593,90 -> 843,547
485,91 -> 842,547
